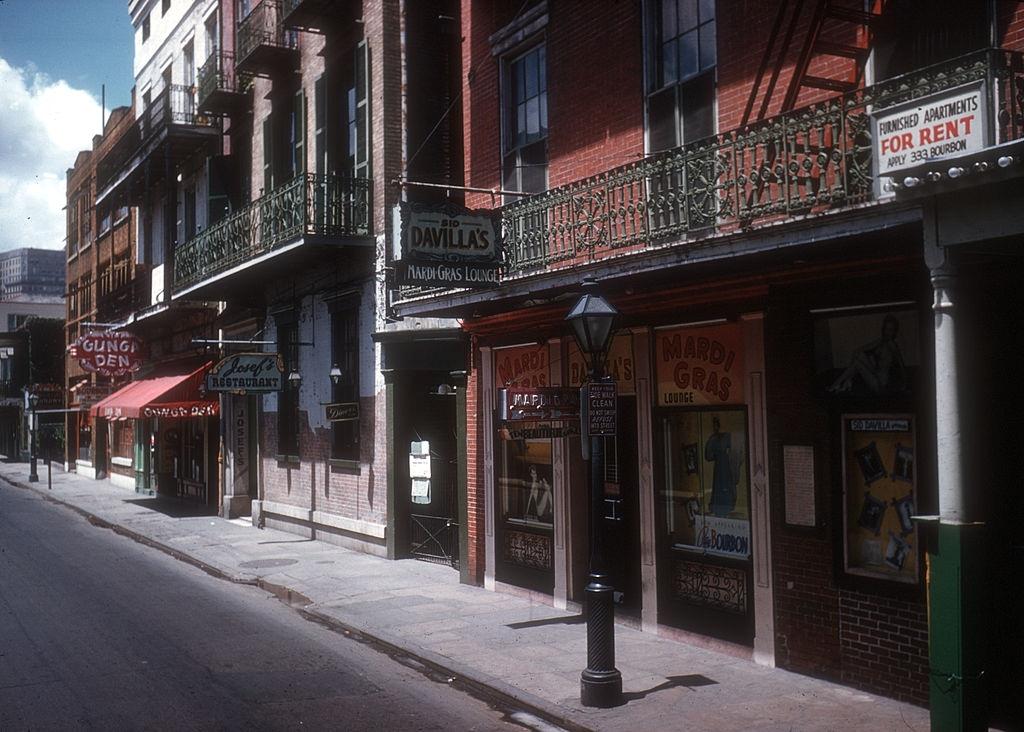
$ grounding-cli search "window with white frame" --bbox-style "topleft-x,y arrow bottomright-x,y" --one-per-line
502,43 -> 548,195
647,0 -> 716,153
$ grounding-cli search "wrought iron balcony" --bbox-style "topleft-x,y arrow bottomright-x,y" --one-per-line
281,0 -> 345,32
173,173 -> 371,295
236,0 -> 299,76
138,84 -> 215,140
197,50 -> 250,116
397,48 -> 1024,308
95,84 -> 219,206
96,264 -> 149,321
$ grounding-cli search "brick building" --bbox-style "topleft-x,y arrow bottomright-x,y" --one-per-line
65,104 -> 145,477
72,0 -> 224,496
391,0 -> 1024,727
147,0 -> 464,556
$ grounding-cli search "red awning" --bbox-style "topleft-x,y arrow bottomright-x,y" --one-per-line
91,363 -> 218,419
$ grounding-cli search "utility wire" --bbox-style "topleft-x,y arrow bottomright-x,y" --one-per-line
403,0 -> 534,176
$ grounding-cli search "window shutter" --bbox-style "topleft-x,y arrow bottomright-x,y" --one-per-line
293,89 -> 306,176
262,115 -> 273,193
314,75 -> 327,176
354,40 -> 370,179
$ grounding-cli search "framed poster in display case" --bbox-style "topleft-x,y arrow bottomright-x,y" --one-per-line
841,414 -> 918,584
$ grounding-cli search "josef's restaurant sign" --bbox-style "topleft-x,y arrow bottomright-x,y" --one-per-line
205,353 -> 284,393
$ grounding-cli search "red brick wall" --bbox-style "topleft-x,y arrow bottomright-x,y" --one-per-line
999,1 -> 1024,49
462,0 -> 643,210
766,279 -> 930,705
464,342 -> 484,583
839,589 -> 929,705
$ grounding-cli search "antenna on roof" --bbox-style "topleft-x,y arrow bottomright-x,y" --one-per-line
101,84 -> 106,130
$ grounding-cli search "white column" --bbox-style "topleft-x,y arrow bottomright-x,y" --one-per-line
931,268 -> 966,522
632,328 -> 659,632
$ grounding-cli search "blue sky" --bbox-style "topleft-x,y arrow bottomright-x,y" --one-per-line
0,0 -> 135,109
0,1 -> 136,252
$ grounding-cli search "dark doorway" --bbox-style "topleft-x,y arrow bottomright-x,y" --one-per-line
396,371 -> 460,568
604,395 -> 642,615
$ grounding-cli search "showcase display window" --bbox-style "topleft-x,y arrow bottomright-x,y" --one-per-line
841,414 -> 918,584
660,407 -> 750,559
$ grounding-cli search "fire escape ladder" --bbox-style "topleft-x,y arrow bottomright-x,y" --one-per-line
781,0 -> 882,113
741,0 -> 808,127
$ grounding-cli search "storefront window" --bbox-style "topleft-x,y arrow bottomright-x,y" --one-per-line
276,318 -> 299,457
493,344 -> 556,589
654,323 -> 753,638
111,420 -> 133,461
330,305 -> 359,461
78,411 -> 93,462
660,408 -> 750,558
499,437 -> 554,528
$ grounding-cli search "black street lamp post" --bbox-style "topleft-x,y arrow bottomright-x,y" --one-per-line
565,280 -> 623,708
28,392 -> 40,483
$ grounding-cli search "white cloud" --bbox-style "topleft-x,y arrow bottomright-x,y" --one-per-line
0,57 -> 104,253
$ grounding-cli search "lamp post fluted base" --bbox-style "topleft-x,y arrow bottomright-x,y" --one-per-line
580,575 -> 623,708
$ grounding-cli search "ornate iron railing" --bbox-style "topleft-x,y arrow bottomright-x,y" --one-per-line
138,84 -> 215,140
281,0 -> 339,26
197,50 -> 248,111
173,174 -> 371,292
435,48 -> 1024,288
237,0 -> 297,67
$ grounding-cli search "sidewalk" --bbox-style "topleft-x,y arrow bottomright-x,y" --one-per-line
0,461 -> 931,731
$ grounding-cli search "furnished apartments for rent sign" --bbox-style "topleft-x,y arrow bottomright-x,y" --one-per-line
205,353 -> 284,393
395,202 -> 501,288
872,81 -> 989,175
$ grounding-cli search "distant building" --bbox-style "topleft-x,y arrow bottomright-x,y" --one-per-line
0,296 -> 65,333
0,248 -> 65,298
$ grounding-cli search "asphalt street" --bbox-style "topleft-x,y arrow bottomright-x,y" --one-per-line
0,483 -> 532,731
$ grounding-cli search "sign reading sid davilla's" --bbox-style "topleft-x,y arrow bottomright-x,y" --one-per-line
396,202 -> 501,288
206,353 -> 284,394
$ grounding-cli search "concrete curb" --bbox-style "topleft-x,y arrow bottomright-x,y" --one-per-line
2,472 -> 594,732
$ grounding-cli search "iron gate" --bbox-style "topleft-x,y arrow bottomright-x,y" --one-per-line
409,459 -> 459,568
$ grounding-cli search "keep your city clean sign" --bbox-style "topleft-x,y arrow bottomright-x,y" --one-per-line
395,202 -> 501,288
205,353 -> 284,394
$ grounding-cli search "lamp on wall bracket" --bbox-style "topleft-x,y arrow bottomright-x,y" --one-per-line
330,364 -> 343,385
288,369 -> 302,387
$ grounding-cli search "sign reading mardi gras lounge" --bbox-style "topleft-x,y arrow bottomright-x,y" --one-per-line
655,323 -> 745,406
494,344 -> 549,389
395,202 -> 501,288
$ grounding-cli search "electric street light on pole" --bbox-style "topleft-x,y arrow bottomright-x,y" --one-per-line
28,391 -> 39,483
565,278 -> 623,708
